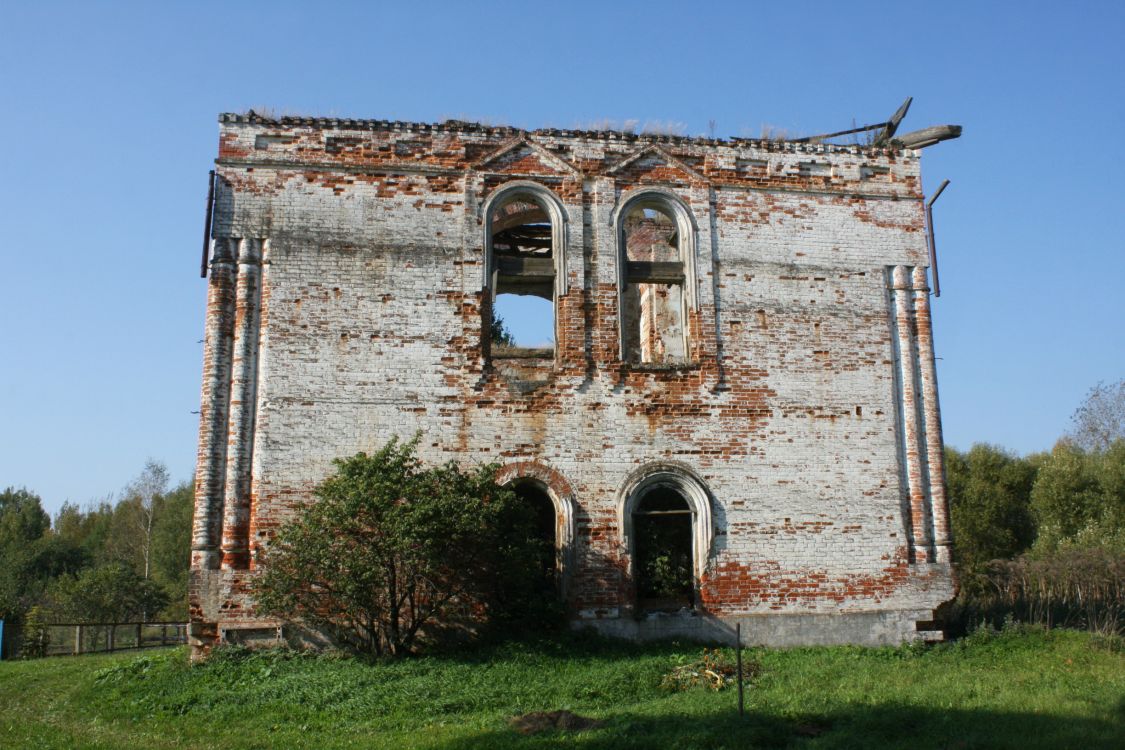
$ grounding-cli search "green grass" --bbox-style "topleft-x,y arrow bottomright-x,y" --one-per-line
1,628 -> 1122,749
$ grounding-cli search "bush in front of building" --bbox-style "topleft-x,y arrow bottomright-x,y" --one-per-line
253,436 -> 556,657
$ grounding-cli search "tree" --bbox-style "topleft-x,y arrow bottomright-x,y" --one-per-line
150,481 -> 194,620
45,563 -> 167,623
1031,440 -> 1125,552
1067,379 -> 1125,452
945,444 -> 1038,571
124,460 -> 170,580
54,499 -> 115,564
0,487 -> 50,550
0,488 -> 56,622
254,437 -> 549,656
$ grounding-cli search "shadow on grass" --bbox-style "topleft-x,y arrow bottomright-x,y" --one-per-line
436,703 -> 1124,750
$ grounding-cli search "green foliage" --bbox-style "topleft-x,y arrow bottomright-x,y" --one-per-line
19,605 -> 50,659
254,437 -> 555,656
151,482 -> 194,620
945,444 -> 1037,572
0,487 -> 50,548
490,314 -> 516,347
45,563 -> 168,623
0,488 -> 86,622
946,438 -> 1125,636
1031,440 -> 1125,552
14,470 -> 197,625
54,500 -> 115,563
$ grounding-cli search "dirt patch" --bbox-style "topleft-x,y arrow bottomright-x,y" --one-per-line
794,720 -> 833,737
509,710 -> 605,735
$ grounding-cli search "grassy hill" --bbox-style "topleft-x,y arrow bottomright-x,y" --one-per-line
0,627 -> 1122,749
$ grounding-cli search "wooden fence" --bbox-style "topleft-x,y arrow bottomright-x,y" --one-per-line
2,621 -> 187,659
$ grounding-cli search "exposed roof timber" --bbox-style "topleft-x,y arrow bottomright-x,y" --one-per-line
495,237 -> 552,250
794,97 -> 961,150
794,97 -> 912,144
874,97 -> 913,146
893,125 -> 963,149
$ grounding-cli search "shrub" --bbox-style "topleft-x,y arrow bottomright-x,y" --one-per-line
20,605 -> 50,658
253,437 -> 555,657
950,548 -> 1125,635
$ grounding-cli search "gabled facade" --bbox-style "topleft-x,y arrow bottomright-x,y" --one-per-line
189,112 -> 956,654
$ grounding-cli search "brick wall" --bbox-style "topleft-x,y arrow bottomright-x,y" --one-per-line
189,114 -> 954,651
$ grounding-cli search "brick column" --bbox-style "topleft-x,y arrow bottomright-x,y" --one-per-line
221,238 -> 263,570
892,265 -> 932,562
912,267 -> 951,563
191,239 -> 236,571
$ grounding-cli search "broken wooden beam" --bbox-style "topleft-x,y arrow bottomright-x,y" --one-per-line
792,122 -> 888,144
894,125 -> 962,149
874,97 -> 913,146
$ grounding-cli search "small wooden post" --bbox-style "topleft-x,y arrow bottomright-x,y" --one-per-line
136,623 -> 143,649
107,624 -> 115,653
160,624 -> 167,646
74,625 -> 83,655
736,623 -> 745,718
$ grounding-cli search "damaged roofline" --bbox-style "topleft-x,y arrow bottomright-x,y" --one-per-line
217,111 -> 954,156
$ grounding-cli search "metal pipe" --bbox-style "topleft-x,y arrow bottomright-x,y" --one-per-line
200,170 -> 216,278
925,179 -> 950,297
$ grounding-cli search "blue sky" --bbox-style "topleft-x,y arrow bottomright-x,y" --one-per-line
1,1 -> 1122,516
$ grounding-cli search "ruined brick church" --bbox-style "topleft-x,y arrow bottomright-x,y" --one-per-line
190,108 -> 958,654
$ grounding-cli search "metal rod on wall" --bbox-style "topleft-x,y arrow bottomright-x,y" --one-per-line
925,179 -> 950,297
200,170 -> 216,278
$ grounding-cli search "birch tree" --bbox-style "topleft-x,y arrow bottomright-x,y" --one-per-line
125,459 -> 169,581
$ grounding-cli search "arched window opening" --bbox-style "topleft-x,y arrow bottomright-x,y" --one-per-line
489,196 -> 555,357
621,202 -> 687,364
632,485 -> 695,611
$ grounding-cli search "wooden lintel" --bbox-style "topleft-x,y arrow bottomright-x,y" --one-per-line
496,256 -> 555,277
627,261 -> 685,284
496,276 -> 553,301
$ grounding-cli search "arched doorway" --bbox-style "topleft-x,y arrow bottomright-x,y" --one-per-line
511,480 -> 558,596
495,462 -> 577,602
632,485 -> 695,611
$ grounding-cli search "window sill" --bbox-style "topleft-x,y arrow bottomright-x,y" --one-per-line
624,361 -> 699,373
492,346 -> 555,360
